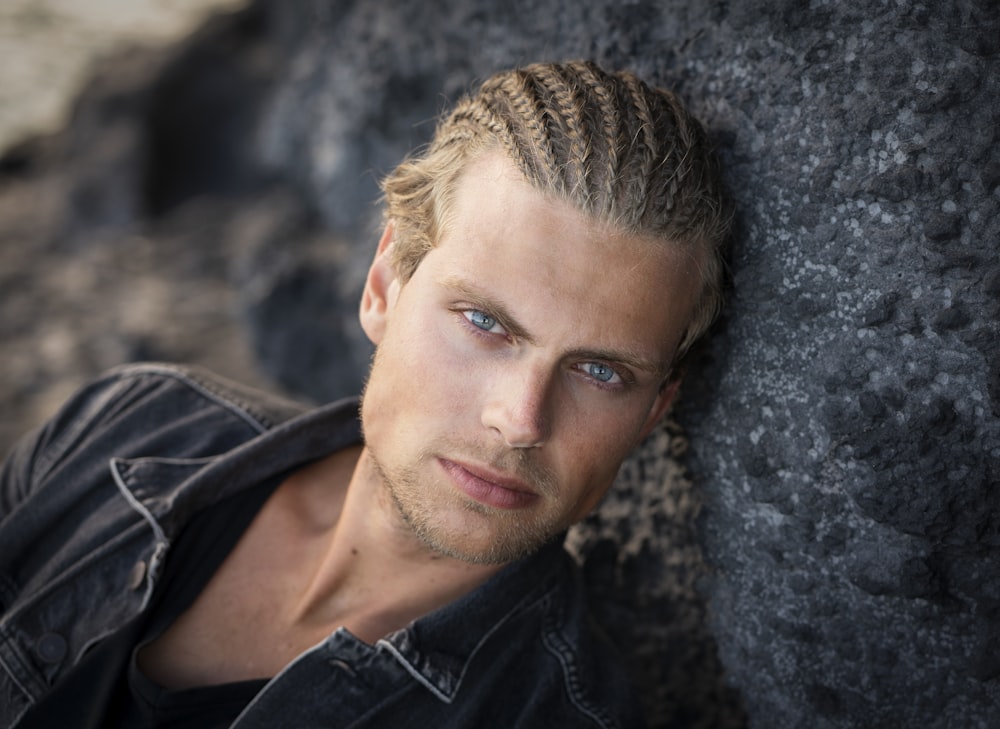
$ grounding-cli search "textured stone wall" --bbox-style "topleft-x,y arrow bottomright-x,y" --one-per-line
676,3 -> 1000,726
2,1 -> 998,727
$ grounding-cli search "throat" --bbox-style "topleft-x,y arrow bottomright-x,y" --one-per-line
138,444 -> 503,690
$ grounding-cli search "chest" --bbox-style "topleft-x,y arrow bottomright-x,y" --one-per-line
136,497 -> 335,689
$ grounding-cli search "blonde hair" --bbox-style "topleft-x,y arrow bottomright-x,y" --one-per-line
381,60 -> 731,363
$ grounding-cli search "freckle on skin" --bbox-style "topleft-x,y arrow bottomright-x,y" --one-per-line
351,548 -> 359,556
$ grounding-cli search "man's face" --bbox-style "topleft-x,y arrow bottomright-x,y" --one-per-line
359,152 -> 701,565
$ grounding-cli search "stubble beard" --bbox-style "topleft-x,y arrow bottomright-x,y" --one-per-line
368,446 -> 563,566
360,345 -> 565,566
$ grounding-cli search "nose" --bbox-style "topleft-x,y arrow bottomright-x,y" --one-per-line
481,362 -> 552,448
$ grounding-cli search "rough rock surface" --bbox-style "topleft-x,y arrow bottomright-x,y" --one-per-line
1,1 -> 998,727
676,5 -> 1000,727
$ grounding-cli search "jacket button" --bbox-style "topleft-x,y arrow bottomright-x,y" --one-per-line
36,633 -> 67,663
128,560 -> 147,591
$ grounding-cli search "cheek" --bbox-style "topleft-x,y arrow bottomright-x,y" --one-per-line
382,309 -> 482,416
553,417 -> 638,511
561,398 -> 648,459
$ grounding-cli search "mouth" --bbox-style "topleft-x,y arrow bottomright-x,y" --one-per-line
438,458 -> 540,510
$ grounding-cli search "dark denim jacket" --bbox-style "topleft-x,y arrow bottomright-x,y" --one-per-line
0,363 -> 646,728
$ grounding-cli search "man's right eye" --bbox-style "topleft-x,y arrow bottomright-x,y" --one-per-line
463,309 -> 504,335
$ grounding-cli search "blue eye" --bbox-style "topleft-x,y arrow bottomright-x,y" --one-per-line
584,362 -> 617,383
467,310 -> 498,332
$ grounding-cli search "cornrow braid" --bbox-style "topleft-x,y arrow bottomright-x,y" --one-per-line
500,70 -> 562,187
623,71 -> 660,226
575,61 -> 622,219
531,64 -> 592,206
381,60 -> 732,363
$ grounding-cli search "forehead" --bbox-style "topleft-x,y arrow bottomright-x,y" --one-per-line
418,153 -> 702,368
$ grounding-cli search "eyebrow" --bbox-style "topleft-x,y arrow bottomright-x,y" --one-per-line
439,276 -> 668,378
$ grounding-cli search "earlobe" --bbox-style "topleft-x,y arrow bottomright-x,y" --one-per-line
637,378 -> 682,442
359,222 -> 400,345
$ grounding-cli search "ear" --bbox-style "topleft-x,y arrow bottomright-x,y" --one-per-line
359,222 -> 401,345
636,378 -> 682,442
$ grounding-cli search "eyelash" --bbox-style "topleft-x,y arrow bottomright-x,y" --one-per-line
580,361 -> 637,392
457,308 -> 507,341
454,307 -> 634,392
577,363 -> 623,389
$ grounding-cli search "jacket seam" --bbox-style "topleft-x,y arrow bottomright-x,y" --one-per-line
0,627 -> 43,709
541,607 -> 618,729
109,459 -> 168,611
380,573 -> 563,703
115,364 -> 277,434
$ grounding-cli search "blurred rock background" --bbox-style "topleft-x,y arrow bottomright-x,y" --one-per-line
2,1 -> 998,728
0,0 -> 272,448
0,0 -> 243,151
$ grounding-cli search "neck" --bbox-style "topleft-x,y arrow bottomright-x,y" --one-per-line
290,447 -> 502,643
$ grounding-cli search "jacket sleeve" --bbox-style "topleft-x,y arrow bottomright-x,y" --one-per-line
0,369 -> 142,522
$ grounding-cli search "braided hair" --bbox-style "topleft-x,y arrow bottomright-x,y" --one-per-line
381,60 -> 731,362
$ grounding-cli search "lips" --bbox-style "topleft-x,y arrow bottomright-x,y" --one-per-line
438,458 -> 539,510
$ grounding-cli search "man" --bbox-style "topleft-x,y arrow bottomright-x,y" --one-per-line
0,61 -> 729,727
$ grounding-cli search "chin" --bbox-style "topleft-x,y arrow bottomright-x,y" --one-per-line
413,509 -> 560,566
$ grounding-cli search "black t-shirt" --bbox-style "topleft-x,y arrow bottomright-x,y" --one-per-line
19,475 -> 282,729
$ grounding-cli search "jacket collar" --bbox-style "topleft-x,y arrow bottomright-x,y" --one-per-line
109,397 -> 362,541
378,535 -> 569,702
